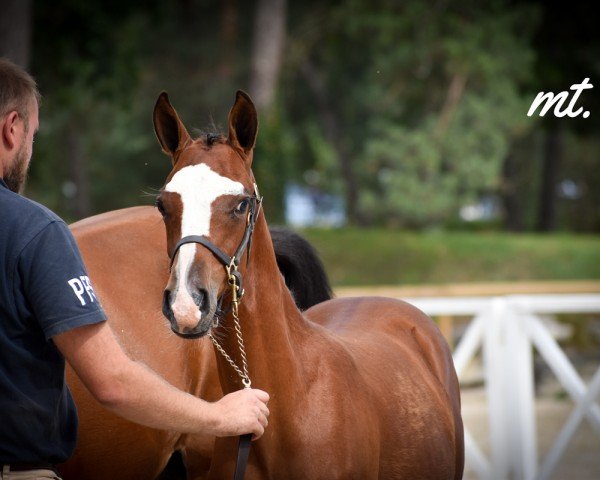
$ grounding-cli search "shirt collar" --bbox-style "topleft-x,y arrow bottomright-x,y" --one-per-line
0,177 -> 8,190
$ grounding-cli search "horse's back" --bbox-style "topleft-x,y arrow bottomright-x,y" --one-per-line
305,296 -> 464,479
71,206 -> 165,265
307,297 -> 455,386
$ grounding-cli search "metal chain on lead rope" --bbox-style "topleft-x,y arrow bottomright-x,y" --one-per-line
208,259 -> 252,389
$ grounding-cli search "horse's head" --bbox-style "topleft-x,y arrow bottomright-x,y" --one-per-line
153,91 -> 259,338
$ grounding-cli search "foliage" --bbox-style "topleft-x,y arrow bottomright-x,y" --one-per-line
22,0 -> 599,232
283,0 -> 537,226
29,0 -> 162,219
28,0 -> 294,222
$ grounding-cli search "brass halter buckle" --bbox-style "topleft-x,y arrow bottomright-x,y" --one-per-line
226,259 -> 244,313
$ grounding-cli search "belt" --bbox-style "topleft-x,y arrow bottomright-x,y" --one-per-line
3,463 -> 58,473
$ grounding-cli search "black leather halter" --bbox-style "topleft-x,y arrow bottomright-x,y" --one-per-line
169,185 -> 262,275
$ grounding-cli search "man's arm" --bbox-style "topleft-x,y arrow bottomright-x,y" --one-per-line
53,321 -> 269,439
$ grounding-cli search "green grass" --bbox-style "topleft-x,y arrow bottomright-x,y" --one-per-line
298,229 -> 600,286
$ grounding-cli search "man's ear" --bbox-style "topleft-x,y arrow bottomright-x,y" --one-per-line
227,90 -> 258,161
1,111 -> 22,150
153,92 -> 192,162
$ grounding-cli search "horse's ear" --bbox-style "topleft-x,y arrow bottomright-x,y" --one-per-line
153,92 -> 191,161
227,90 -> 258,160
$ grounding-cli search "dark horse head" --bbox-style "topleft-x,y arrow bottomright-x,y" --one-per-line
153,91 -> 332,338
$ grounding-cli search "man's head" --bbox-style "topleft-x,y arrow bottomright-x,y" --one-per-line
0,58 -> 40,193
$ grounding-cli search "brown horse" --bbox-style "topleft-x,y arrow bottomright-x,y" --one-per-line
153,90 -> 464,479
59,208 -> 330,479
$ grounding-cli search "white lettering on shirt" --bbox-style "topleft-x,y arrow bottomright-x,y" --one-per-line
81,275 -> 96,303
67,276 -> 96,306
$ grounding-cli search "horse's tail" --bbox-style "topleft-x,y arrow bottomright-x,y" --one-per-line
270,227 -> 333,311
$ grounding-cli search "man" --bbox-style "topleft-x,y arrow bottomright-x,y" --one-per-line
0,58 -> 269,479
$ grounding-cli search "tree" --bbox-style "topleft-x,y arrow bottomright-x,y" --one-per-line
283,0 -> 536,227
0,0 -> 32,67
528,0 -> 600,232
497,0 -> 600,233
23,0 -> 597,232
249,0 -> 286,111
29,0 -> 161,219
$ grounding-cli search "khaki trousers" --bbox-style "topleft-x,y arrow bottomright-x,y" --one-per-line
0,466 -> 61,480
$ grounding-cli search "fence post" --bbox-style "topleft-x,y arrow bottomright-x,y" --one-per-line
439,315 -> 454,349
483,298 -> 510,479
506,304 -> 537,479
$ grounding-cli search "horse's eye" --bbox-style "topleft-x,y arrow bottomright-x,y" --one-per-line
234,199 -> 249,216
155,198 -> 167,217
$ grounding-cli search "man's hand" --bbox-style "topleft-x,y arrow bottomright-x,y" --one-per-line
210,389 -> 270,440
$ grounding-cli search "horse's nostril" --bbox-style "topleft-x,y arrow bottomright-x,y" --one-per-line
192,288 -> 210,316
162,289 -> 174,322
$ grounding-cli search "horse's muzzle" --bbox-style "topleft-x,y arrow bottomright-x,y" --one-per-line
162,286 -> 216,338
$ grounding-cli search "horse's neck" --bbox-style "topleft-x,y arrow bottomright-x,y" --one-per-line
216,218 -> 310,393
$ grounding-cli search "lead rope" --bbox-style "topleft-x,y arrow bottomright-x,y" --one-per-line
208,259 -> 253,480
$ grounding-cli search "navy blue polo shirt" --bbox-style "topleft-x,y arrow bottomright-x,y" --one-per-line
0,178 -> 107,464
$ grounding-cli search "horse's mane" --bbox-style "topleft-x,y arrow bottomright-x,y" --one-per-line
269,227 -> 333,311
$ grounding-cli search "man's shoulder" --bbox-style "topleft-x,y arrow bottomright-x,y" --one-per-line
2,187 -> 63,221
24,197 -> 64,225
0,188 -> 67,248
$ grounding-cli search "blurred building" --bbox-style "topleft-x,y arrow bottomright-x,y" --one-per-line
284,184 -> 346,227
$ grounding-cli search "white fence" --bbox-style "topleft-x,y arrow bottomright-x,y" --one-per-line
405,294 -> 600,480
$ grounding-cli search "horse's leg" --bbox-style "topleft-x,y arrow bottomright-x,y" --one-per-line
178,350 -> 223,480
179,446 -> 213,480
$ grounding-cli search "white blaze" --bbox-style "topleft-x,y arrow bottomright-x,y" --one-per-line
165,164 -> 245,325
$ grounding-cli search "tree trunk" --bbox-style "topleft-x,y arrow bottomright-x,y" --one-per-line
218,0 -> 238,79
300,59 -> 359,225
500,151 -> 523,231
249,0 -> 286,110
435,71 -> 467,137
0,0 -> 32,68
67,126 -> 92,219
536,123 -> 562,231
